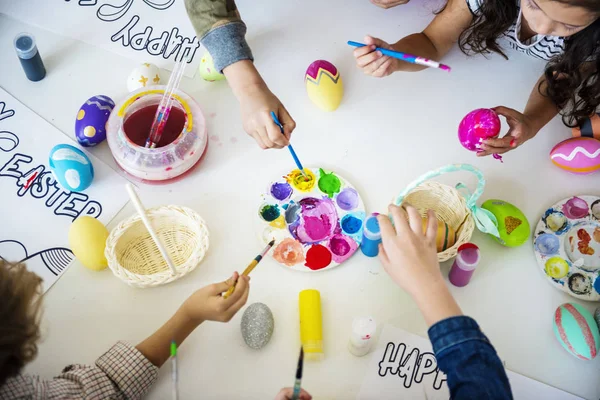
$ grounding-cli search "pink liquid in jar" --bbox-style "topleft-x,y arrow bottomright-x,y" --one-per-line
449,243 -> 480,287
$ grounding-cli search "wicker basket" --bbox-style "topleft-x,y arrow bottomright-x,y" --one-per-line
105,205 -> 209,288
394,164 -> 495,262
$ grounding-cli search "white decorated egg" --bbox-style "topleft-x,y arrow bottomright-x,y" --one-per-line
75,95 -> 115,147
305,60 -> 343,112
48,144 -> 94,192
127,63 -> 161,92
199,52 -> 225,82
550,137 -> 600,175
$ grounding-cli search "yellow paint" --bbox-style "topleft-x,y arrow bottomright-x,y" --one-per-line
68,216 -> 109,271
305,69 -> 344,112
285,168 -> 316,192
138,75 -> 148,86
143,63 -> 151,67
269,215 -> 286,229
77,109 -> 85,120
545,257 -> 569,279
117,90 -> 193,131
153,74 -> 160,84
299,289 -> 324,361
83,126 -> 96,138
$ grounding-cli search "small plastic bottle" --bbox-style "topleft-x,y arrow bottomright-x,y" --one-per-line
361,213 -> 381,257
448,243 -> 480,287
14,33 -> 46,82
348,317 -> 376,356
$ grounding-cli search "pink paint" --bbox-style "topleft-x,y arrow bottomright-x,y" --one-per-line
209,112 -> 217,118
210,135 -> 219,141
230,137 -> 238,144
328,234 -> 358,263
305,60 -> 338,80
439,64 -> 451,73
562,197 -> 589,219
165,166 -> 173,171
289,197 -> 338,244
449,243 -> 480,287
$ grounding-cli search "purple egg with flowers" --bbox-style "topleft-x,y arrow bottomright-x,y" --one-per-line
75,95 -> 115,147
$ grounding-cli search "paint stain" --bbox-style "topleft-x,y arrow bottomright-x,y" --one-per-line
336,188 -> 359,211
285,168 -> 316,192
209,112 -> 217,118
260,204 -> 280,222
165,166 -> 173,171
289,197 -> 338,243
318,168 -> 341,198
341,214 -> 362,235
230,137 -> 238,144
270,182 -> 293,201
269,215 -> 286,229
328,234 -> 359,263
305,244 -> 332,270
210,135 -> 219,141
273,238 -> 305,266
285,203 -> 301,224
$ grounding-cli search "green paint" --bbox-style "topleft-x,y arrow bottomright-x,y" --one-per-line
260,205 -> 280,222
318,168 -> 341,198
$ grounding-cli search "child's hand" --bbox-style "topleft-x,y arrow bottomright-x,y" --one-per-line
478,106 -> 537,157
353,36 -> 399,77
182,272 -> 250,324
370,0 -> 410,8
377,205 -> 443,298
237,81 -> 296,150
275,387 -> 312,400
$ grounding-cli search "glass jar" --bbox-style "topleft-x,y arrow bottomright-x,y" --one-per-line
106,86 -> 207,182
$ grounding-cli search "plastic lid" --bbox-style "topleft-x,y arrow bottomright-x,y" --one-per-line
14,33 -> 37,59
363,214 -> 381,239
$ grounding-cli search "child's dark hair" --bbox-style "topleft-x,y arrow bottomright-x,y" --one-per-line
457,0 -> 600,128
0,260 -> 43,387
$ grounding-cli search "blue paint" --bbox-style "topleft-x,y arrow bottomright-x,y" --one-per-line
361,214 -> 381,257
594,276 -> 600,294
341,214 -> 362,235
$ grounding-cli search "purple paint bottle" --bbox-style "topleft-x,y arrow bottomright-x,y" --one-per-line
449,243 -> 480,287
361,213 -> 381,257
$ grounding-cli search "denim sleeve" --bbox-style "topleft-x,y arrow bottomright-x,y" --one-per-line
184,0 -> 253,72
428,316 -> 513,400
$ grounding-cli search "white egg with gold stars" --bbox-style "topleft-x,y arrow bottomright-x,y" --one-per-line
127,63 -> 161,92
75,95 -> 115,147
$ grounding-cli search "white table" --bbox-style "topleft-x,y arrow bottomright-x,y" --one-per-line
1,1 -> 599,398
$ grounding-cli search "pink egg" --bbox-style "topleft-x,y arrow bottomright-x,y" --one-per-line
458,108 -> 501,151
550,137 -> 600,175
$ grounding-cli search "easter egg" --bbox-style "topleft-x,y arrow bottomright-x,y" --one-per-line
573,113 -> 600,140
481,199 -> 530,247
458,108 -> 501,152
305,60 -> 343,112
594,307 -> 600,329
422,218 -> 456,252
127,63 -> 161,92
550,137 -> 600,175
240,303 -> 274,349
68,216 -> 109,271
75,95 -> 115,147
49,144 -> 94,192
553,303 -> 600,360
198,52 -> 225,82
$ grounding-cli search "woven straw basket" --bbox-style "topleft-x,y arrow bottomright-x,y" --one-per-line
105,205 -> 209,288
394,164 -> 490,262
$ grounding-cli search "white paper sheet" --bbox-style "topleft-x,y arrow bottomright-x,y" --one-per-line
358,324 -> 583,400
1,0 -> 201,76
0,87 -> 129,292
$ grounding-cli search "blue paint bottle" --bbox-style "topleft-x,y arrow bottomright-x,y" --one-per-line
14,33 -> 46,82
361,213 -> 381,257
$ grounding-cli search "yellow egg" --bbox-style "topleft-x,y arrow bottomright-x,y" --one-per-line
422,218 -> 456,252
305,60 -> 343,111
68,216 -> 109,271
545,257 -> 569,279
199,52 -> 226,82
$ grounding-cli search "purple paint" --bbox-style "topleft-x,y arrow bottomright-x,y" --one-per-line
289,197 -> 338,244
449,243 -> 480,287
336,188 -> 359,211
270,182 -> 293,201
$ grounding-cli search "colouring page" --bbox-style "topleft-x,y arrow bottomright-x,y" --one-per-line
1,0 -> 201,76
0,88 -> 129,292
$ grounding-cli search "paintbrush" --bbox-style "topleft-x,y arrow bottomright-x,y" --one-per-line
170,340 -> 178,400
270,111 -> 308,179
291,347 -> 304,400
223,239 -> 275,299
347,41 -> 451,72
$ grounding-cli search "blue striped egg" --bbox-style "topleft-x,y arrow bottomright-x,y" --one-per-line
553,303 -> 600,360
75,95 -> 115,147
48,144 -> 94,192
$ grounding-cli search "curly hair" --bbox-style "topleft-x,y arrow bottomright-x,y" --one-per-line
0,260 -> 43,387
456,0 -> 600,127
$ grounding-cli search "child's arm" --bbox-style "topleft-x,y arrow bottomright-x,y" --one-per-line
377,205 -> 513,399
184,0 -> 295,149
354,0 -> 473,76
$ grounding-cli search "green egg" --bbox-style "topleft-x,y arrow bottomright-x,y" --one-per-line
198,52 -> 226,82
482,199 -> 530,247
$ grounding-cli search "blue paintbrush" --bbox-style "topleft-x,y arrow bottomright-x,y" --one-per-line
291,347 -> 304,400
270,111 -> 307,178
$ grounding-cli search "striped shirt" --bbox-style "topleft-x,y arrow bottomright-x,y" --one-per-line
466,0 -> 565,60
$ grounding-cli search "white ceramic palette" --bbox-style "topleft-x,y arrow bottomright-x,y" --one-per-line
533,195 -> 600,301
256,167 -> 365,272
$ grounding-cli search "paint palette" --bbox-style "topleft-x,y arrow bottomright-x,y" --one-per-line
257,167 -> 366,272
533,195 -> 600,301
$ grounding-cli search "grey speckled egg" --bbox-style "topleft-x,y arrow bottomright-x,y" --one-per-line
241,303 -> 274,349
594,307 -> 600,329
